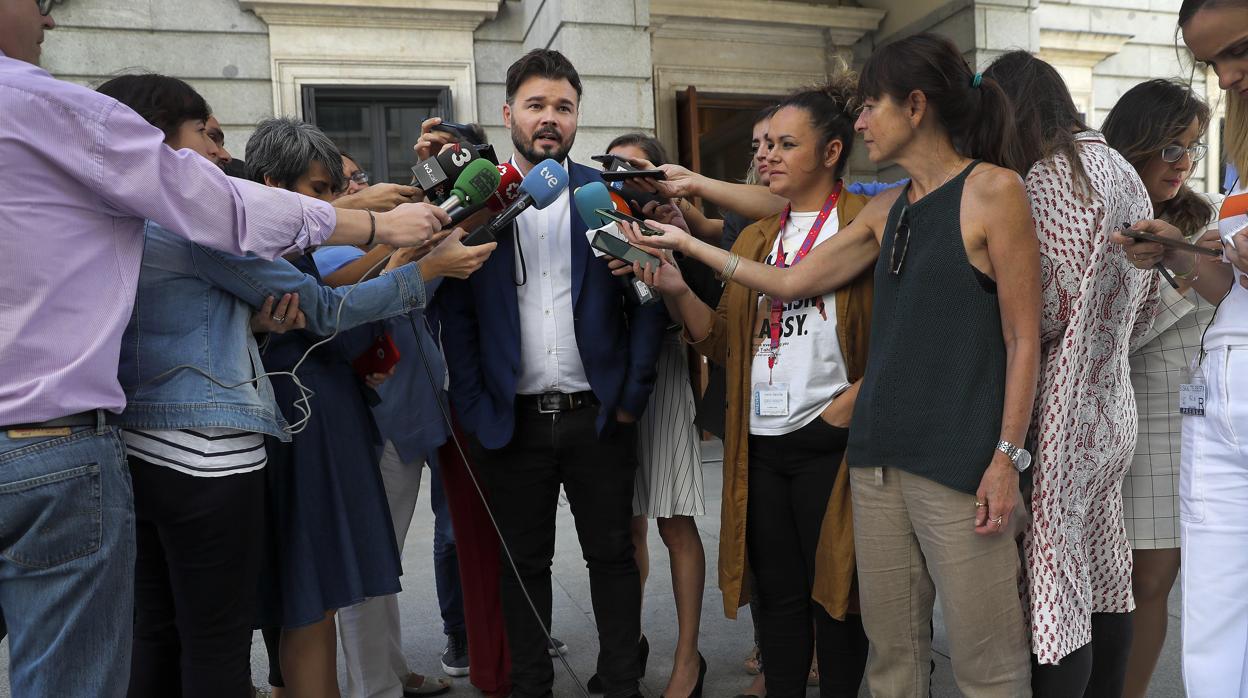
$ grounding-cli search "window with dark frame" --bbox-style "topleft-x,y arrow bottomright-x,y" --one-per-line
302,85 -> 451,186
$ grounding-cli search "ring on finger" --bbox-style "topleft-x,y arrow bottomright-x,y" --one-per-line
272,315 -> 286,324
974,500 -> 987,508
991,515 -> 1004,527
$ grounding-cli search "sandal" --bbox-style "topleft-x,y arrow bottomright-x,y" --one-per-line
403,672 -> 452,696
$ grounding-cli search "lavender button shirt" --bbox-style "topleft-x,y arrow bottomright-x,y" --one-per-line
0,52 -> 338,424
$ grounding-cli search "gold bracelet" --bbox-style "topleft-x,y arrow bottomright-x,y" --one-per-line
719,252 -> 740,281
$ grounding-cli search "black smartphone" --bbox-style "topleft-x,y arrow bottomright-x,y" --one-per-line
590,229 -> 662,269
1122,228 -> 1221,257
462,226 -> 495,247
431,120 -> 474,138
593,153 -> 666,181
601,169 -> 666,182
594,207 -> 663,236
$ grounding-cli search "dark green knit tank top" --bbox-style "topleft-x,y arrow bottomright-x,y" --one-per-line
846,161 -> 1005,494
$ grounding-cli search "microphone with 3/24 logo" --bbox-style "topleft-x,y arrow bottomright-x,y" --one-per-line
411,142 -> 479,199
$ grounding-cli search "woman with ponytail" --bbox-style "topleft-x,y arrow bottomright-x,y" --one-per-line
615,75 -> 873,697
618,32 -> 1040,696
1116,2 -> 1248,695
1103,78 -> 1217,698
985,51 -> 1159,697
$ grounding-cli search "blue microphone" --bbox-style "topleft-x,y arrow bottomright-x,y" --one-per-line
572,181 -> 614,229
465,159 -> 570,246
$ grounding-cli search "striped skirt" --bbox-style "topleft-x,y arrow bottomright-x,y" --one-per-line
634,332 -> 705,519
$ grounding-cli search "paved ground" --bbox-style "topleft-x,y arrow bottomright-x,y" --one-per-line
0,440 -> 1184,697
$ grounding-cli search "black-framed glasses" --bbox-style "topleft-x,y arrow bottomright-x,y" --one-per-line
36,0 -> 54,16
889,205 -> 911,275
350,171 -> 369,186
1161,142 -> 1207,164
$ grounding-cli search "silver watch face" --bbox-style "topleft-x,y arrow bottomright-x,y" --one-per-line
1015,449 -> 1032,472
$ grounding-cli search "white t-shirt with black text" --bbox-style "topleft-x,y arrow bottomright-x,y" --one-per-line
748,211 -> 851,435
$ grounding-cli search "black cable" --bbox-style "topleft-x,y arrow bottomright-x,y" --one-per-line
405,312 -> 591,698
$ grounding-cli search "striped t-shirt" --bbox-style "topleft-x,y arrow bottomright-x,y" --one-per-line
122,428 -> 267,477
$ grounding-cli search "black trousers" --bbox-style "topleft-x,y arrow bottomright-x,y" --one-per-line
127,456 -> 266,698
472,406 -> 642,698
1032,611 -> 1134,698
747,419 -> 869,698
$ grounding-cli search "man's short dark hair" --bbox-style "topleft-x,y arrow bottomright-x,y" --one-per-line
505,49 -> 582,104
96,74 -> 211,141
244,117 -> 345,194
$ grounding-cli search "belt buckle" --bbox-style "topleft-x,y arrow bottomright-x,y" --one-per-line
536,395 -> 561,414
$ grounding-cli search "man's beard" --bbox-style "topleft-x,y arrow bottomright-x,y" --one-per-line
512,123 -> 572,166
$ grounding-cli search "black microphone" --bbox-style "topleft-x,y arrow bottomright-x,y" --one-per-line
410,142 -> 479,198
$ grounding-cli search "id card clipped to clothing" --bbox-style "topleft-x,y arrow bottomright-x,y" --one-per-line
1180,353 -> 1206,417
753,382 -> 789,417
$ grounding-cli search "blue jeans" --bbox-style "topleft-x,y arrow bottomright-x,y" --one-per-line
429,451 -> 465,635
0,418 -> 135,697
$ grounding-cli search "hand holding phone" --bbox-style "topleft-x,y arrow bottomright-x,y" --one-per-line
594,207 -> 664,236
1121,228 -> 1222,257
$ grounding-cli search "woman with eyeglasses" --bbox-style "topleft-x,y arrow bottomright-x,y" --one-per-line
983,51 -> 1159,698
1101,79 -> 1219,698
620,33 -> 1041,695
1115,3 -> 1248,693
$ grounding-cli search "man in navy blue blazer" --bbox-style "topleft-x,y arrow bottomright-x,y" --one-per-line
434,50 -> 665,698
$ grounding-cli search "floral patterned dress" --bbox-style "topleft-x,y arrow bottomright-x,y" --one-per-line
1023,131 -> 1160,664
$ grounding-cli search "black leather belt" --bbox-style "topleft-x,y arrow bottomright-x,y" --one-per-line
3,410 -> 100,432
516,391 -> 598,414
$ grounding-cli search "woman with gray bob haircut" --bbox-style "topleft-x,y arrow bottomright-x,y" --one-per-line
245,117 -> 348,199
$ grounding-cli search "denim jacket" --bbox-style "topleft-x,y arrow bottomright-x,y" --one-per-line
313,246 -> 450,461
113,221 -> 427,438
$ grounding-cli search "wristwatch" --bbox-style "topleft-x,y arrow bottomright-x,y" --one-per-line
996,440 -> 1032,472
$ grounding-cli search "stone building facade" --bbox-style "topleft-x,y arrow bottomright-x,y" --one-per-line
43,0 -> 1225,191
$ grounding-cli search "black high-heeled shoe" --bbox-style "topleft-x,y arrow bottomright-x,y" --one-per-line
586,634 -> 648,694
661,653 -> 706,698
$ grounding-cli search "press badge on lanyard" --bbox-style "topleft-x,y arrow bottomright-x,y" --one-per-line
752,185 -> 841,418
1180,353 -> 1206,417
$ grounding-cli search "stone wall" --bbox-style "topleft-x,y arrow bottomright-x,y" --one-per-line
41,0 -> 272,154
474,0 -> 655,166
1040,0 -> 1223,191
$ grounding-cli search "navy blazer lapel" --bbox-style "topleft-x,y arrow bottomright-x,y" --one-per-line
493,221 -> 521,340
569,161 -> 593,306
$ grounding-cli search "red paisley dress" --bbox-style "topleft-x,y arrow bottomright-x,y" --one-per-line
1023,131 -> 1160,664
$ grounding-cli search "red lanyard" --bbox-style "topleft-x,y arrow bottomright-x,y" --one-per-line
768,184 -> 841,374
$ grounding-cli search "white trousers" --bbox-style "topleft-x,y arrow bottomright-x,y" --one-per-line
1181,347 -> 1248,698
338,441 -> 424,698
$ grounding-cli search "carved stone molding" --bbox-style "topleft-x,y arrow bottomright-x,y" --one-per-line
651,0 -> 885,47
1038,29 -> 1133,68
239,0 -> 503,31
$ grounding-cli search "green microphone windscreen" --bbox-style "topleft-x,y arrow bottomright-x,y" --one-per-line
451,159 -> 502,207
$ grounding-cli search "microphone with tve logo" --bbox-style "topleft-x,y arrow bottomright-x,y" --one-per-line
463,159 -> 569,246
